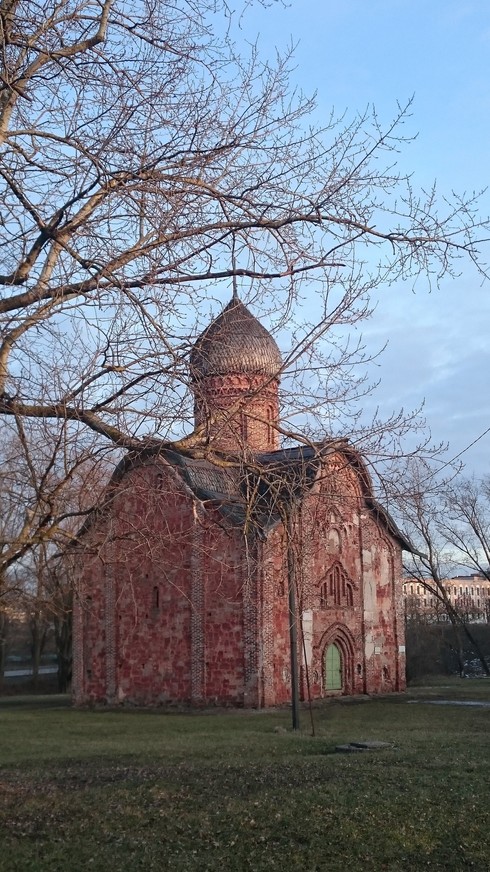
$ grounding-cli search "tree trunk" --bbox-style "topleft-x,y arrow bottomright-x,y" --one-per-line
285,510 -> 300,731
446,602 -> 490,676
458,617 -> 490,676
447,614 -> 465,677
30,613 -> 47,691
54,609 -> 72,694
0,610 -> 7,688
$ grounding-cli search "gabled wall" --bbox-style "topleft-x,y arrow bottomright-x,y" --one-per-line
73,447 -> 405,708
258,449 -> 405,703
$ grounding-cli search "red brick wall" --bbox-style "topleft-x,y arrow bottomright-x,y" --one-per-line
74,460 -> 254,706
258,528 -> 291,706
258,451 -> 406,703
193,373 -> 279,452
73,449 -> 406,708
292,457 -> 366,699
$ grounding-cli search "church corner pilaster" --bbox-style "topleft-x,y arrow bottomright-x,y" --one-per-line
242,530 -> 260,707
105,541 -> 117,704
190,501 -> 205,702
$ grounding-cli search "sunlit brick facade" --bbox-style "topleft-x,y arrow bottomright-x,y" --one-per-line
73,298 -> 408,707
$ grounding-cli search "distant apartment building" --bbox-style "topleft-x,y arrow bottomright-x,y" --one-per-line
403,574 -> 490,623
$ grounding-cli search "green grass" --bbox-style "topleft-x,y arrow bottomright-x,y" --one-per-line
1,685 -> 490,871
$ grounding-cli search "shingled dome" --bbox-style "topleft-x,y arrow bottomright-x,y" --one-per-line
190,298 -> 283,380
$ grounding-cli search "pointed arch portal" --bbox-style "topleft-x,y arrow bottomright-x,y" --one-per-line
324,643 -> 342,691
318,623 -> 356,695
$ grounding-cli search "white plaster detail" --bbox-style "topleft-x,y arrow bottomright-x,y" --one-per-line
362,548 -> 372,567
363,569 -> 376,615
364,630 -> 375,659
301,609 -> 313,669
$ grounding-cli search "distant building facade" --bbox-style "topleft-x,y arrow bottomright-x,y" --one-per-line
403,575 -> 490,623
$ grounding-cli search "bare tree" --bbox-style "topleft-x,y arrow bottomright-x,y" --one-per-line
442,477 -> 490,581
48,557 -> 74,693
0,417 -> 113,585
0,418 -> 113,689
1,0 -> 490,667
20,548 -> 74,693
396,462 -> 490,676
0,604 -> 8,682
1,0 -> 489,454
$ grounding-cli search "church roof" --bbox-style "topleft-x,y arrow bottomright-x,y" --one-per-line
190,298 -> 283,380
77,441 -> 411,551
163,444 -> 411,548
165,445 -> 321,531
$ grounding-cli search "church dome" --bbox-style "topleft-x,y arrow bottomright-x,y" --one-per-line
190,298 -> 283,380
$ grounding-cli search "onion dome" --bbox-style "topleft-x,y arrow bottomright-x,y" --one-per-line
190,298 -> 283,381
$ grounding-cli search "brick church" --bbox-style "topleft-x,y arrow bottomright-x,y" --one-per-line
73,296 -> 408,707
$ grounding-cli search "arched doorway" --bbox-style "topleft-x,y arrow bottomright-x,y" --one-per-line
324,643 -> 343,692
317,624 -> 356,696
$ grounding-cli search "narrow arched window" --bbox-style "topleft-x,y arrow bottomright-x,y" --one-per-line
240,410 -> 248,441
152,586 -> 160,609
267,405 -> 275,444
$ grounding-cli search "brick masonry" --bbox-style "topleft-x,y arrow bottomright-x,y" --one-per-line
193,373 -> 280,453
73,448 -> 406,707
72,299 -> 405,707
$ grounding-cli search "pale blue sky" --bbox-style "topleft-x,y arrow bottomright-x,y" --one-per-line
239,0 -> 490,476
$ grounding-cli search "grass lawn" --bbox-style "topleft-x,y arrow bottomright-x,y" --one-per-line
1,683 -> 489,871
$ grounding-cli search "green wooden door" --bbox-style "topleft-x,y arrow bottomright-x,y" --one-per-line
324,643 -> 342,691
